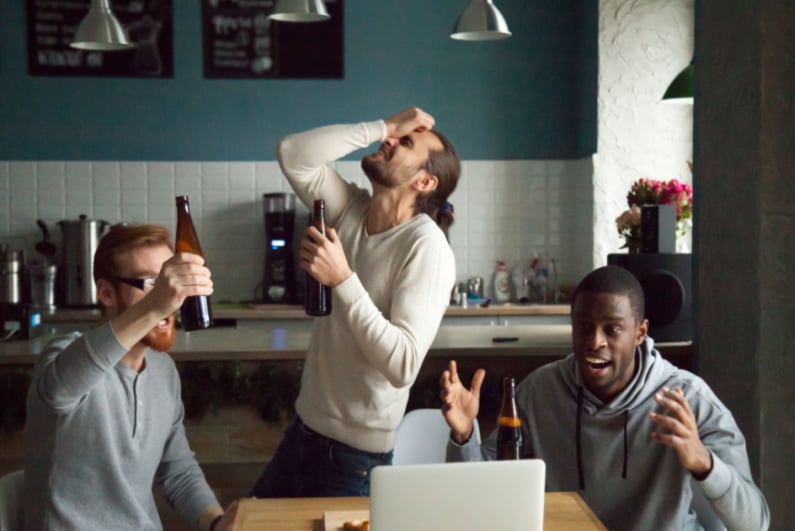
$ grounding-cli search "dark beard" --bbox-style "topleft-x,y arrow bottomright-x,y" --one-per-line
361,155 -> 396,188
141,319 -> 176,352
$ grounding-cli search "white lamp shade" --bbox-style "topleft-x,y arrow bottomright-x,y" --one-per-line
451,0 -> 511,41
71,0 -> 135,51
270,0 -> 330,22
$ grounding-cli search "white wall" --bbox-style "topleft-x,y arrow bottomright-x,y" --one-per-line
0,158 -> 593,303
594,0 -> 694,265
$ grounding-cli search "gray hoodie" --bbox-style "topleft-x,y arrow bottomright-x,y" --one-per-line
448,337 -> 770,530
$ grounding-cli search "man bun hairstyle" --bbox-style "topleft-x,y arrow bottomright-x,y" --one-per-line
571,265 -> 645,323
415,129 -> 461,239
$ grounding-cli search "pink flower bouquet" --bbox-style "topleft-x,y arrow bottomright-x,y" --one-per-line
615,177 -> 693,252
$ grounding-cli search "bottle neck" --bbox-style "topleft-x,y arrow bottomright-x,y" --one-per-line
313,200 -> 326,230
175,197 -> 203,256
498,377 -> 520,426
176,196 -> 191,214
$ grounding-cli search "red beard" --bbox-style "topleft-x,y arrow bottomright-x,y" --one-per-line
141,317 -> 176,352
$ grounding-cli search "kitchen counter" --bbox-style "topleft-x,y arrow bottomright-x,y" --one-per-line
0,322 -> 692,366
39,303 -> 572,322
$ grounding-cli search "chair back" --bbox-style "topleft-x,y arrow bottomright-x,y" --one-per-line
0,469 -> 24,530
393,408 -> 480,465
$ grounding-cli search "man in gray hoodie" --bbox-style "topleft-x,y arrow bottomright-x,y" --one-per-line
440,265 -> 769,530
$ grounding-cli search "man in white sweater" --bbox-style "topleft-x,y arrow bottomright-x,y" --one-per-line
250,107 -> 460,497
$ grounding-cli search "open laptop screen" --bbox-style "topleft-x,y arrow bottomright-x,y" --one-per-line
369,459 -> 546,531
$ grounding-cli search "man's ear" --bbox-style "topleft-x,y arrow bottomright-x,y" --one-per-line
413,169 -> 439,193
96,278 -> 117,308
635,318 -> 649,345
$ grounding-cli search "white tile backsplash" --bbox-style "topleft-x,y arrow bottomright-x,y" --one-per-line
0,158 -> 594,302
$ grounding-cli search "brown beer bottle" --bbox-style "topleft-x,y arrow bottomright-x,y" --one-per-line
175,195 -> 213,331
496,377 -> 523,460
304,199 -> 332,317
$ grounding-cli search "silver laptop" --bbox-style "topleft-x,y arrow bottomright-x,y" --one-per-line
369,459 -> 546,531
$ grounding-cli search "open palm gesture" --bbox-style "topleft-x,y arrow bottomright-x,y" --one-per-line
439,360 -> 485,444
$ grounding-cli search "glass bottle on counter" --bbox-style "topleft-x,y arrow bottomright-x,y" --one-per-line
496,377 -> 523,460
304,199 -> 332,317
175,195 -> 213,331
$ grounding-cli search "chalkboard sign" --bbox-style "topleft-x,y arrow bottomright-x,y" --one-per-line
27,0 -> 173,78
202,0 -> 343,79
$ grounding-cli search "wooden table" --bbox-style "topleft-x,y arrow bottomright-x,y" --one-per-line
230,492 -> 607,530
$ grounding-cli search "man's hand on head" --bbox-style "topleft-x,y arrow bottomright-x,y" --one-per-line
649,387 -> 713,479
384,107 -> 435,138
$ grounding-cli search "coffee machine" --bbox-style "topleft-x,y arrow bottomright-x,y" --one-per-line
259,193 -> 298,303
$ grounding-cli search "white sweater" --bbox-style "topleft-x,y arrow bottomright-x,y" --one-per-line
278,120 -> 456,453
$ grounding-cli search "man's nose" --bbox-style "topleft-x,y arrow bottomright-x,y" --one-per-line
587,329 -> 607,350
383,137 -> 398,147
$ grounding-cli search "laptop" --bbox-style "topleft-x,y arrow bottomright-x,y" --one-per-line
369,459 -> 546,531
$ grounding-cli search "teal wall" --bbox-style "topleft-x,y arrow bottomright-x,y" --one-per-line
0,1 -> 596,161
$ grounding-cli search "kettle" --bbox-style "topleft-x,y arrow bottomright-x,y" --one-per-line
58,215 -> 109,307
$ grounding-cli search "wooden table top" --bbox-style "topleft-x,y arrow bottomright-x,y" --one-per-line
230,492 -> 607,530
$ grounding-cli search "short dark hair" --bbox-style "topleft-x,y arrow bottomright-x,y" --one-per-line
415,129 -> 461,237
571,265 -> 645,322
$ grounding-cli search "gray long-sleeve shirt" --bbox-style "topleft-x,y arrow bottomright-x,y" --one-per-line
24,323 -> 218,530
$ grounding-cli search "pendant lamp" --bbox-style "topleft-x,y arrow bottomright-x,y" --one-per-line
451,0 -> 511,41
270,0 -> 330,22
662,62 -> 694,104
70,0 -> 135,51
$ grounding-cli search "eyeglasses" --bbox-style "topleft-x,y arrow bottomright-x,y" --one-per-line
114,277 -> 156,291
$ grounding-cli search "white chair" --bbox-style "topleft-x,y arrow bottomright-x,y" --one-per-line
691,478 -> 726,531
393,408 -> 481,465
0,469 -> 25,530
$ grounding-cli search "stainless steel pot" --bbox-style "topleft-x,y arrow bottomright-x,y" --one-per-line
0,245 -> 25,304
58,215 -> 109,307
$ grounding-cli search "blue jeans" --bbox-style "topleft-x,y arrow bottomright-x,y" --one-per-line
249,416 -> 393,498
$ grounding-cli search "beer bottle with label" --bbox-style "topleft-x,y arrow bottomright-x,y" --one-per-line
304,199 -> 332,316
496,377 -> 523,460
175,195 -> 213,331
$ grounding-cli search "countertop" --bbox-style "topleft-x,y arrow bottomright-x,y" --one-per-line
0,323 -> 571,364
0,322 -> 692,366
39,303 -> 572,322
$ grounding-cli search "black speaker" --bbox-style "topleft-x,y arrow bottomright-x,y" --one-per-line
607,253 -> 692,342
641,205 -> 676,253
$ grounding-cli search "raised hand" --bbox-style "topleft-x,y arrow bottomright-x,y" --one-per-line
649,386 -> 713,479
439,360 -> 486,444
148,252 -> 214,318
384,107 -> 435,139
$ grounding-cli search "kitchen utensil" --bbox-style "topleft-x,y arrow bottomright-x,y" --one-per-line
35,219 -> 57,259
0,246 -> 25,304
58,215 -> 109,307
29,262 -> 57,310
467,276 -> 483,299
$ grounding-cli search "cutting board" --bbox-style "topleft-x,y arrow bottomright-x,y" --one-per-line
322,509 -> 370,531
